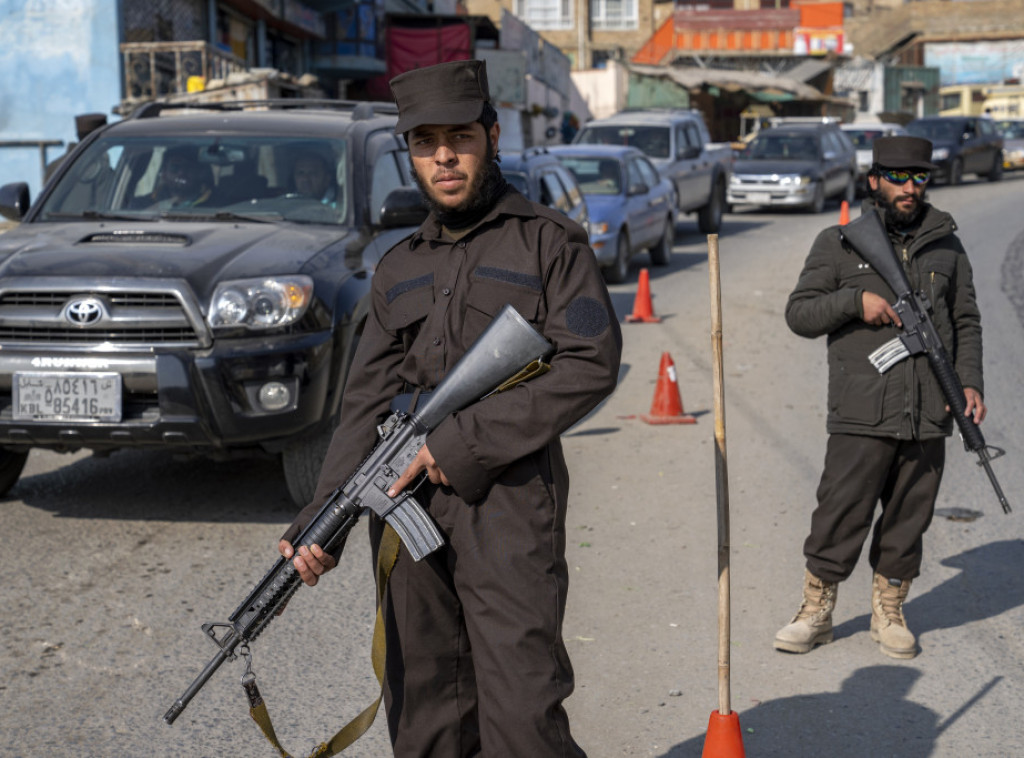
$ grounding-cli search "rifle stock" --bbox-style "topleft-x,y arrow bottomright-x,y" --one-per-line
841,212 -> 1010,514
164,305 -> 553,725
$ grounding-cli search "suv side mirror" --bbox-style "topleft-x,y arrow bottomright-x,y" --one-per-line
678,145 -> 701,160
379,187 -> 428,228
0,182 -> 30,221
627,182 -> 649,196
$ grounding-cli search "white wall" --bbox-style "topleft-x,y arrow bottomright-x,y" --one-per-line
570,60 -> 628,122
0,0 -> 122,199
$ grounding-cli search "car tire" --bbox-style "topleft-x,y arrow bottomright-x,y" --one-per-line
987,153 -> 1004,182
0,449 -> 29,497
949,158 -> 964,186
806,182 -> 826,214
282,417 -> 336,508
842,173 -> 856,204
698,177 -> 725,234
603,230 -> 630,284
281,320 -> 364,508
649,216 -> 674,266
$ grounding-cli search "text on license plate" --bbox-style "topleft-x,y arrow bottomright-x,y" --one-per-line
748,192 -> 772,204
13,371 -> 122,422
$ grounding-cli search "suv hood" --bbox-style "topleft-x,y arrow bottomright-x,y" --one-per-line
733,158 -> 819,176
0,220 -> 355,301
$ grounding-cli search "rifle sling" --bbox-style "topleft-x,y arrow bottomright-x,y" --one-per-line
244,357 -> 552,754
245,523 -> 402,757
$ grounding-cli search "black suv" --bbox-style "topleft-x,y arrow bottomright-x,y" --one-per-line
500,147 -> 590,233
906,116 -> 1004,185
0,100 -> 426,505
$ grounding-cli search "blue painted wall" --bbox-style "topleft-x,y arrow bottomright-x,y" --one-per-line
0,0 -> 122,200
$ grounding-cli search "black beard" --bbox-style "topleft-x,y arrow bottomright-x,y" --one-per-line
412,155 -> 506,229
876,189 -> 926,229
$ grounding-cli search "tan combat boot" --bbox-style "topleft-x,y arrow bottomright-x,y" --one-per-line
870,572 -> 917,659
774,569 -> 838,653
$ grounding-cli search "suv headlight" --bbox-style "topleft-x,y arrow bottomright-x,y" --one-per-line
779,175 -> 810,186
209,276 -> 313,330
932,147 -> 950,161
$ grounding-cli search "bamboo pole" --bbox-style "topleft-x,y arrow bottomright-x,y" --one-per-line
707,233 -> 731,716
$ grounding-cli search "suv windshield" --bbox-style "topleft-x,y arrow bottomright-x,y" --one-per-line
907,120 -> 961,142
575,125 -> 671,159
747,133 -> 820,161
39,136 -> 349,225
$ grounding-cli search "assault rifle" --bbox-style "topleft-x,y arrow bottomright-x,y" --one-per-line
164,305 -> 553,725
840,211 -> 1011,514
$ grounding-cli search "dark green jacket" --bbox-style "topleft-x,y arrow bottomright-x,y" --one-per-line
786,201 -> 983,440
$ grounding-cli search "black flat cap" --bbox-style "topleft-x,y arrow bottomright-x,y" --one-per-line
873,135 -> 938,170
390,60 -> 490,135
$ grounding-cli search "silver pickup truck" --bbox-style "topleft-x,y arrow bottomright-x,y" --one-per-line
573,109 -> 732,234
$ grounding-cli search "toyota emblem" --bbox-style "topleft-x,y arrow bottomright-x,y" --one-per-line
62,297 -> 105,326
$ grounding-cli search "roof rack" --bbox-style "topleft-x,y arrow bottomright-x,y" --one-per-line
126,99 -> 399,121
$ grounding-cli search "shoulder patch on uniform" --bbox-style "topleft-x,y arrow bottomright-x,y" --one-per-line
566,296 -> 610,338
386,273 -> 434,304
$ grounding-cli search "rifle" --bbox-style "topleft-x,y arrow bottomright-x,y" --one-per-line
164,304 -> 553,725
840,211 -> 1011,514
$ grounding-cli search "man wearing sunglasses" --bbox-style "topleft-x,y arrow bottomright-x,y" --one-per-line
775,136 -> 985,660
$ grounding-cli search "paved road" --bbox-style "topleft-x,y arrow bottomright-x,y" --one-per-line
1,173 -> 1022,757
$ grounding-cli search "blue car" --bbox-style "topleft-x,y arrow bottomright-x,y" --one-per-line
549,145 -> 676,284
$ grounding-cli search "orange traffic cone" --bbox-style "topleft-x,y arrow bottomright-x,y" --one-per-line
641,352 -> 696,425
625,268 -> 661,323
839,199 -> 850,226
701,710 -> 746,757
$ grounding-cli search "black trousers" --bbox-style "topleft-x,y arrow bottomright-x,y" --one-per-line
804,434 -> 946,584
369,447 -> 585,758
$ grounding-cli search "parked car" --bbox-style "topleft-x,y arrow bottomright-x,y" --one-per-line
727,123 -> 858,213
572,109 -> 731,234
905,115 -> 1004,184
549,145 -> 676,284
499,147 -> 590,234
995,119 -> 1024,171
840,122 -> 908,194
0,100 -> 426,506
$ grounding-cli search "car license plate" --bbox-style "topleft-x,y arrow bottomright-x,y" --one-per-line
13,372 -> 122,422
748,192 -> 772,204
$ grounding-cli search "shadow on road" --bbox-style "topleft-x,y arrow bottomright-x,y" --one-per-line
7,447 -> 295,523
831,539 -> 1024,641
658,666 -> 1002,758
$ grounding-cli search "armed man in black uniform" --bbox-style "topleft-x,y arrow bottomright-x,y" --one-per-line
279,59 -> 622,757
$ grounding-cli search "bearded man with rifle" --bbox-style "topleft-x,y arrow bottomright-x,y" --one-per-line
775,136 -> 996,660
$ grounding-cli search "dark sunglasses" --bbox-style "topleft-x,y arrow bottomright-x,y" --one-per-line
879,169 -> 930,186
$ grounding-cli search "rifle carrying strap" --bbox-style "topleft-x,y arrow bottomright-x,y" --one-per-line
245,523 -> 402,757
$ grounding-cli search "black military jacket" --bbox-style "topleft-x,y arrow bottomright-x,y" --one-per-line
287,185 -> 622,535
786,201 -> 983,441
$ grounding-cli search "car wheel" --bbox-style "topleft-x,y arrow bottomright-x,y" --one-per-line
281,321 -> 363,507
0,449 -> 29,497
949,158 -> 964,186
843,173 -> 856,204
806,182 -> 825,214
603,230 -> 630,284
698,177 -> 725,234
649,216 -> 674,266
987,153 -> 1004,182
282,416 -> 336,508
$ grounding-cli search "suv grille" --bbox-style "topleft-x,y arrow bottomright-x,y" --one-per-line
0,287 -> 203,347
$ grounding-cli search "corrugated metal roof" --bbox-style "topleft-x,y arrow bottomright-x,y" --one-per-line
628,63 -> 827,101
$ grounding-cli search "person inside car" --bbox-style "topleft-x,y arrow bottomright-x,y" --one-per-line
145,146 -> 214,210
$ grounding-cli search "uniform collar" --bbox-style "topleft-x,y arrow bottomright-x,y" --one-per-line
409,185 -> 535,249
